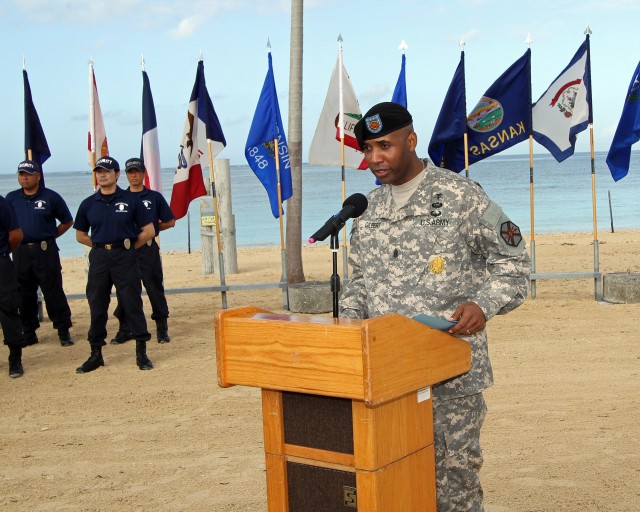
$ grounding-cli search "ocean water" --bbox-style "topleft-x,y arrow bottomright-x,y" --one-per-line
1,151 -> 638,259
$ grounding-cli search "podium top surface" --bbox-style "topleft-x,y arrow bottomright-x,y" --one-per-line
214,306 -> 471,406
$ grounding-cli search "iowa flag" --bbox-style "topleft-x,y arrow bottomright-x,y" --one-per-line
309,55 -> 366,169
170,60 -> 226,220
23,69 -> 51,171
533,37 -> 591,162
141,69 -> 162,191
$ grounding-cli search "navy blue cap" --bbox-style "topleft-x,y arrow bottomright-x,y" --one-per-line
125,158 -> 145,172
17,160 -> 41,174
93,156 -> 120,172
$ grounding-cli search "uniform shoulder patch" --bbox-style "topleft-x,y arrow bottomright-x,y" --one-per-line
500,221 -> 522,247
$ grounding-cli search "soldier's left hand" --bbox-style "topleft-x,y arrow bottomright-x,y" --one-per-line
449,302 -> 486,336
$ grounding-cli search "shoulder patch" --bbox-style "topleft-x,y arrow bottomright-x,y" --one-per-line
480,200 -> 502,228
500,221 -> 522,247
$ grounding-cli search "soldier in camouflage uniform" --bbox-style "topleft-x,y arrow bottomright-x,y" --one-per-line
340,102 -> 530,511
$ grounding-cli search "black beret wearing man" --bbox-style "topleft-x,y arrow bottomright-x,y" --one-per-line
341,102 -> 531,511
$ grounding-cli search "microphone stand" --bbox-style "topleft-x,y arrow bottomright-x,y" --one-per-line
330,231 -> 341,318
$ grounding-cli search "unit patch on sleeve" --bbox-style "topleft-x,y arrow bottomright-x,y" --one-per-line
500,221 -> 522,247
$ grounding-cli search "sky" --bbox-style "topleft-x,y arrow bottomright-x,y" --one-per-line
1,0 -> 639,174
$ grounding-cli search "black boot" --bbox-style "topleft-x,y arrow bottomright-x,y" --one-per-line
58,328 -> 74,347
136,340 -> 153,370
110,326 -> 133,345
76,346 -> 104,374
8,345 -> 24,378
156,318 -> 171,344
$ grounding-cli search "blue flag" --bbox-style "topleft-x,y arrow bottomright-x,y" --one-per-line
23,69 -> 51,170
606,61 -> 640,181
245,52 -> 293,219
466,49 -> 532,166
428,51 -> 467,172
391,54 -> 407,108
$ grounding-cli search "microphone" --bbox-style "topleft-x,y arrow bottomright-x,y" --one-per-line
309,193 -> 368,243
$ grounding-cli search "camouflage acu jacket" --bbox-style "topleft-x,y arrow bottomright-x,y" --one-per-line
340,160 -> 531,399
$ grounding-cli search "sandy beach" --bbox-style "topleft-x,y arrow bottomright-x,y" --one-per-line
1,230 -> 639,511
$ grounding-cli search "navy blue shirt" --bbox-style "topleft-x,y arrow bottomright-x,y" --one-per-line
74,186 -> 153,244
129,187 -> 175,234
0,194 -> 20,254
6,185 -> 73,243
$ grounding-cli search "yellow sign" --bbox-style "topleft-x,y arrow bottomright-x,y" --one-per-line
201,215 -> 216,227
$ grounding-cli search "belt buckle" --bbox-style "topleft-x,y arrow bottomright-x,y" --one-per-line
146,239 -> 152,247
41,240 -> 48,251
124,239 -> 131,249
105,243 -> 113,250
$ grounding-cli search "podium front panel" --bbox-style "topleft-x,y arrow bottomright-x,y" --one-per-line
287,462 -> 357,511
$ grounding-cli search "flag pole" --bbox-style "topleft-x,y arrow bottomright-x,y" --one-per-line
25,61 -> 32,161
268,40 -> 289,310
207,141 -> 228,309
584,26 -> 601,300
460,37 -> 470,178
525,33 -> 537,299
337,34 -> 349,280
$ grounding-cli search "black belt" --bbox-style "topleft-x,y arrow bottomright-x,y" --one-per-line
92,239 -> 132,250
21,239 -> 54,249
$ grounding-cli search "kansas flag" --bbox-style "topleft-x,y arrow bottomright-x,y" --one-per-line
23,69 -> 51,170
606,60 -> 640,181
245,51 -> 293,218
466,49 -> 532,166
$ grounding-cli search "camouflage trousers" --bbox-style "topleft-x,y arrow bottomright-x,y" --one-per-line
433,392 -> 488,512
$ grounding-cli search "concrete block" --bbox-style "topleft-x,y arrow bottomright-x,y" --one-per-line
603,272 -> 640,304
288,281 -> 334,314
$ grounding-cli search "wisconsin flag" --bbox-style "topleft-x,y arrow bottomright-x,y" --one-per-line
533,37 -> 591,162
245,52 -> 293,218
88,61 -> 108,167
606,60 -> 640,181
23,69 -> 51,170
466,49 -> 532,165
428,51 -> 467,172
391,53 -> 407,108
141,70 -> 162,191
309,56 -> 366,169
170,60 -> 226,220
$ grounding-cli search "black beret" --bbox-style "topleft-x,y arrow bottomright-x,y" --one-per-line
354,102 -> 413,147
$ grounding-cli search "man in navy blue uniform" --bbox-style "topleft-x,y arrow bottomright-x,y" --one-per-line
111,158 -> 175,345
6,160 -> 74,347
73,156 -> 155,373
0,194 -> 26,378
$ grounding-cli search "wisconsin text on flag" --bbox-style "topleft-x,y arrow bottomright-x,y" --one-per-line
170,60 -> 226,220
606,60 -> 640,181
245,51 -> 292,219
533,37 -> 591,162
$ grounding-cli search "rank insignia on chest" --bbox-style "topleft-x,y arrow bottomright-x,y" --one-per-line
428,255 -> 447,274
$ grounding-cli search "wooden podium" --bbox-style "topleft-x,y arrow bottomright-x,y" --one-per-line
214,306 -> 471,511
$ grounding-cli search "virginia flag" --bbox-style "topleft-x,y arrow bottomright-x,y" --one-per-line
466,49 -> 532,165
391,53 -> 407,108
428,51 -> 467,172
606,60 -> 640,181
170,60 -> 226,220
88,61 -> 108,167
309,56 -> 366,169
245,52 -> 293,219
532,37 -> 591,162
141,70 -> 162,191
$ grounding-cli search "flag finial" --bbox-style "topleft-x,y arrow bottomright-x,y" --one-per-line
399,40 -> 408,53
23,56 -> 26,70
199,50 -> 203,61
459,36 -> 465,50
141,54 -> 145,71
337,34 -> 343,43
525,33 -> 533,48
267,38 -> 271,52
584,25 -> 592,35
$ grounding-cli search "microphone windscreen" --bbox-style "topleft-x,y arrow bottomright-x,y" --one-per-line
342,193 -> 368,219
